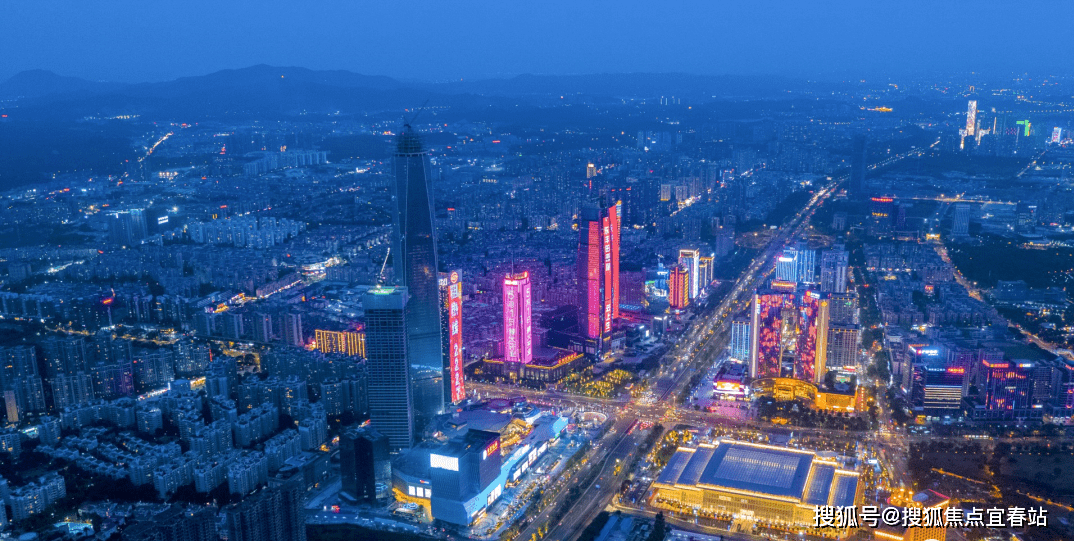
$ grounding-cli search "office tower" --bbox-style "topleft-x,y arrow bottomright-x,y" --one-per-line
775,250 -> 797,283
363,288 -> 414,450
576,200 -> 620,354
503,271 -> 533,366
849,136 -> 867,200
438,270 -> 465,404
586,163 -> 596,179
698,255 -> 714,289
391,127 -> 446,424
108,209 -> 149,247
827,291 -> 858,325
826,324 -> 861,371
339,427 -> 391,506
820,244 -> 849,293
729,314 -> 751,361
870,196 -> 895,221
224,472 -> 305,541
795,291 -> 829,384
965,100 -> 977,137
952,203 -> 970,237
668,266 -> 690,310
793,241 -> 815,284
749,290 -> 796,379
678,248 -> 700,299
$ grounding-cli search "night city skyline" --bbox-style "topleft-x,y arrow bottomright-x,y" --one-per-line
3,4 -> 1074,541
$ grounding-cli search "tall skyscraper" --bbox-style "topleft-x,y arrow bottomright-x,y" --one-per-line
965,100 -> 978,137
668,266 -> 690,310
952,203 -> 970,237
826,324 -> 861,372
438,270 -> 465,404
503,271 -> 533,366
750,290 -> 796,379
391,128 -> 446,426
678,248 -> 700,299
820,244 -> 849,293
749,289 -> 828,383
108,209 -> 149,247
576,199 -> 620,354
698,254 -> 714,289
363,287 -> 414,450
775,252 -> 797,283
849,136 -> 867,200
729,314 -> 751,362
793,241 -> 816,284
795,291 -> 829,384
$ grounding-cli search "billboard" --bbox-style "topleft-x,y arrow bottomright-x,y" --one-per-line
448,271 -> 465,403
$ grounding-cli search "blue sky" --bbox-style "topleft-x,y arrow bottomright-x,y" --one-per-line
2,1 -> 1070,82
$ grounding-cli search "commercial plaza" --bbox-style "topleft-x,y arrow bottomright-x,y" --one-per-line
652,439 -> 863,531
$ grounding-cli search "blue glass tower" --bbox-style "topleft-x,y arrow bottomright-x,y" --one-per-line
392,127 -> 446,433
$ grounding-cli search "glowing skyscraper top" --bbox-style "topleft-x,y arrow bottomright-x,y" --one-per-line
503,271 -> 533,365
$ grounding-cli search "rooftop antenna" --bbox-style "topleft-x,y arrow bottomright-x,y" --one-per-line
378,246 -> 391,285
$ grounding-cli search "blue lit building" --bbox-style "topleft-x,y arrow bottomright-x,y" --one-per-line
394,414 -> 568,526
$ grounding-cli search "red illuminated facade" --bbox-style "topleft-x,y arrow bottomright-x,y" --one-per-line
577,201 -> 620,353
980,360 -> 1031,417
439,270 -> 465,404
795,291 -> 829,384
749,289 -> 830,384
669,266 -> 690,310
503,271 -> 533,366
750,291 -> 796,379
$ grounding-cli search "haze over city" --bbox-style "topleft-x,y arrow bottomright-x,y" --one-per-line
1,4 -> 1073,541
4,1 -> 1074,82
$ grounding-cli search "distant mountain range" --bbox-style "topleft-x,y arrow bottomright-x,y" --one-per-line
0,65 -> 795,119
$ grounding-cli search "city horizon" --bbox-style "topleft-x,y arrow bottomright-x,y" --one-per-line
3,4 -> 1074,541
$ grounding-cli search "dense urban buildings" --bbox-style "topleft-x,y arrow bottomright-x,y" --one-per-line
2,25 -> 1074,540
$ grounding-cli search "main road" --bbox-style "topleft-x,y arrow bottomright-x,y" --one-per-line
494,143 -> 933,540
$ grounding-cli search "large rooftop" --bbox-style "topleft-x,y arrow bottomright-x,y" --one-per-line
656,439 -> 858,505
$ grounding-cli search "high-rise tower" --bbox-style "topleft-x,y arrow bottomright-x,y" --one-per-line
820,244 -> 849,293
391,127 -> 446,428
965,100 -> 978,137
363,287 -> 414,450
678,249 -> 700,299
503,271 -> 533,366
576,200 -> 620,354
668,266 -> 690,310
